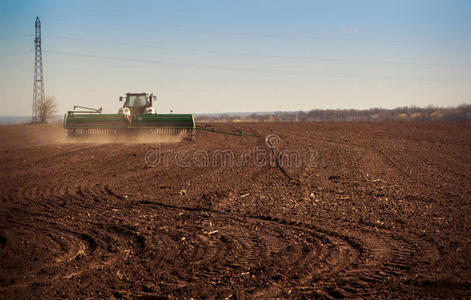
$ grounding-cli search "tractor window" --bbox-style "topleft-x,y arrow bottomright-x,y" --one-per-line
128,95 -> 147,107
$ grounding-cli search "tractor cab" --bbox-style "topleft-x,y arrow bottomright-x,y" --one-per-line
119,93 -> 156,115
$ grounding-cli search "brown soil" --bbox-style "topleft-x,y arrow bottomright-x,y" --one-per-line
0,122 -> 470,299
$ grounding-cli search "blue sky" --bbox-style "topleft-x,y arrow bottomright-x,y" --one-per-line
1,0 -> 470,115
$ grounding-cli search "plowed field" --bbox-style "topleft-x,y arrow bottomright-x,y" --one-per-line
0,122 -> 470,299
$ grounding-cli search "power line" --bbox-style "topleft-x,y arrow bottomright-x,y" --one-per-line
0,50 -> 32,59
47,18 -> 462,45
45,34 -> 467,67
43,49 -> 468,82
0,34 -> 33,41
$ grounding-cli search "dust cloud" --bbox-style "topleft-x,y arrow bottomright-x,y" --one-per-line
0,123 -> 185,149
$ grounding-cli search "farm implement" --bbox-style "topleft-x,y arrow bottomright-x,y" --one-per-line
64,92 -> 195,138
63,92 -> 257,139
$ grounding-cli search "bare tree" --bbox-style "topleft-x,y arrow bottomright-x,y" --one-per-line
38,96 -> 58,123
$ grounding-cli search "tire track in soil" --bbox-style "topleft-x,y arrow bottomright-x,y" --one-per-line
130,201 -> 415,296
265,129 -> 443,297
132,190 -> 432,298
279,129 -> 422,186
127,193 -> 360,297
0,184 -> 149,289
0,218 -> 104,289
1,154 -> 434,298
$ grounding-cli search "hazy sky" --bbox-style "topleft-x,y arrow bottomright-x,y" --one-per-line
1,0 -> 470,116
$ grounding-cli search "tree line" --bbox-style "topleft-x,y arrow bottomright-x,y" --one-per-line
196,104 -> 471,122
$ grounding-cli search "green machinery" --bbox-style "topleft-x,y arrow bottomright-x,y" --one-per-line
64,92 -> 195,138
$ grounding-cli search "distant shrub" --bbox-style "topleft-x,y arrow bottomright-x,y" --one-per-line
38,96 -> 58,123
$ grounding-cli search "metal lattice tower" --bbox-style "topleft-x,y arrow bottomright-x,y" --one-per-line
32,16 -> 44,122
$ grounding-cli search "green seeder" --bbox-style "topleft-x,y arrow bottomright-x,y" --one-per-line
63,92 -> 195,138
